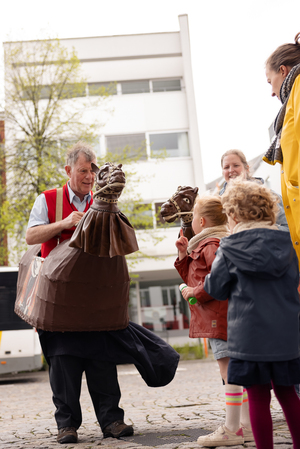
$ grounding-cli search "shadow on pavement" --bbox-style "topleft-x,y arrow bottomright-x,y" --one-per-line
119,428 -> 211,446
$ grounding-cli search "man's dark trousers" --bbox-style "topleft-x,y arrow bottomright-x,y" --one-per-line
49,355 -> 124,430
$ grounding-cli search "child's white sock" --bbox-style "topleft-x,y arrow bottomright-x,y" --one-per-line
240,388 -> 252,429
225,384 -> 243,432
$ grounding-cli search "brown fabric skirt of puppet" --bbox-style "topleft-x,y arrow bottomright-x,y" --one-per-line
69,206 -> 138,257
16,239 -> 130,332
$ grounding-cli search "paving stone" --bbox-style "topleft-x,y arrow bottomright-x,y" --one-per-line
0,359 -> 294,448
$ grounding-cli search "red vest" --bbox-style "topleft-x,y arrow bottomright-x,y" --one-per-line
41,183 -> 93,258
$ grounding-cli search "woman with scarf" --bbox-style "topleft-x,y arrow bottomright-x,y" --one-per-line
264,32 -> 300,261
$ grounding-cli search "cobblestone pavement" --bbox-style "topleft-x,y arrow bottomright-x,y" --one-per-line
0,358 -> 294,448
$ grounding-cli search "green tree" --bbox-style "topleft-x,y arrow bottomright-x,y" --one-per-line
1,38 -> 111,262
1,39 -> 167,267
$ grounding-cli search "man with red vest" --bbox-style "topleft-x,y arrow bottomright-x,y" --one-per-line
25,141 -> 133,444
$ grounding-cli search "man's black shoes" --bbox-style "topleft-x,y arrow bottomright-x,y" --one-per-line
103,420 -> 134,438
57,427 -> 78,444
57,420 -> 134,442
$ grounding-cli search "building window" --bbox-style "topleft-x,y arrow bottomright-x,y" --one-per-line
140,289 -> 151,307
23,83 -> 87,100
106,134 -> 147,159
149,132 -> 190,158
22,78 -> 182,101
61,83 -> 87,99
162,287 -> 177,306
39,85 -> 52,100
21,85 -> 51,100
152,79 -> 181,92
121,80 -> 150,95
137,281 -> 190,332
155,202 -> 180,228
88,82 -> 117,96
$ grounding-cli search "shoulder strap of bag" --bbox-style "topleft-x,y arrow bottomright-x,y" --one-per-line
55,187 -> 63,222
55,187 -> 63,242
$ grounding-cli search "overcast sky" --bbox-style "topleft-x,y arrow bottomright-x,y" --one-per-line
1,0 -> 300,184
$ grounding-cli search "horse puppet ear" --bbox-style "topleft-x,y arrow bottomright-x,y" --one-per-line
91,162 -> 100,174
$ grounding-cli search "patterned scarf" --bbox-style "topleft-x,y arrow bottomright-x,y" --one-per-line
263,62 -> 300,165
187,224 -> 230,254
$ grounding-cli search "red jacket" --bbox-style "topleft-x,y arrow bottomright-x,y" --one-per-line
174,237 -> 228,340
41,183 -> 93,258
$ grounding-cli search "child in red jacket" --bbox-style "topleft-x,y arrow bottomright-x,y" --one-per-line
175,195 -> 254,447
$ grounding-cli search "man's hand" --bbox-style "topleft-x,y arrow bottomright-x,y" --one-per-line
26,212 -> 85,245
175,229 -> 188,260
62,211 -> 84,229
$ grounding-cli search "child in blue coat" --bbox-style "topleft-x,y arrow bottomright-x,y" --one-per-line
203,179 -> 300,449
176,195 -> 253,447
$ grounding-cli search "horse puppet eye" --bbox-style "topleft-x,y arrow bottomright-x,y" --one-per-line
183,198 -> 190,203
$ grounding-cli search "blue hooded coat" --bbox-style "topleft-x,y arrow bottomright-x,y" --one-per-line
204,228 -> 300,362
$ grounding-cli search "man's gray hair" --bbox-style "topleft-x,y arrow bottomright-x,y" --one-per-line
66,141 -> 96,166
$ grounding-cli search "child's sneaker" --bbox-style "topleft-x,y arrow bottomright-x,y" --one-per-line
240,423 -> 255,442
197,425 -> 244,447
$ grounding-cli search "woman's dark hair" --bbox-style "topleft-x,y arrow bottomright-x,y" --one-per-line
266,32 -> 300,72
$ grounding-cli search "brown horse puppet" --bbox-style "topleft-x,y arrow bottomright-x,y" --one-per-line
160,185 -> 198,241
15,162 -> 138,332
70,161 -> 138,257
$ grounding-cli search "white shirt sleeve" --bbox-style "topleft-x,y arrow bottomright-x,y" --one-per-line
27,194 -> 49,228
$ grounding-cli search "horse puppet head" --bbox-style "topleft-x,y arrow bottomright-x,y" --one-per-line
160,186 -> 199,240
69,161 -> 138,257
92,162 -> 126,204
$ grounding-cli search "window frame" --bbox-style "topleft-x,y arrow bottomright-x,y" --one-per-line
120,80 -> 150,95
105,133 -> 147,160
115,77 -> 182,96
146,130 -> 191,160
151,78 -> 182,93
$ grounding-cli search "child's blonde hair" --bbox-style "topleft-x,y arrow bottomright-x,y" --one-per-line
194,195 -> 227,226
221,179 -> 279,224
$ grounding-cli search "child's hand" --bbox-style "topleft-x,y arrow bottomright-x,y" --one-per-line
175,229 -> 188,256
181,285 -> 194,301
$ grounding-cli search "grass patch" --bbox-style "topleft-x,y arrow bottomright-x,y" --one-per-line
172,342 -> 204,360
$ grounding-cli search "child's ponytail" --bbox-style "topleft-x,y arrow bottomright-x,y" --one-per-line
195,196 -> 227,226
